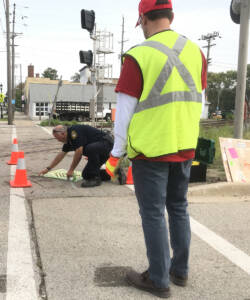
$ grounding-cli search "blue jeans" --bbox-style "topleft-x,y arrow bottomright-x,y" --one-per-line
132,159 -> 192,288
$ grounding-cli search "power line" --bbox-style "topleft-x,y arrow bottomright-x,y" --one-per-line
118,16 -> 129,72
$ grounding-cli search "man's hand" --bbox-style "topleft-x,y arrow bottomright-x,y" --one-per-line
67,169 -> 74,179
105,155 -> 121,180
38,168 -> 50,176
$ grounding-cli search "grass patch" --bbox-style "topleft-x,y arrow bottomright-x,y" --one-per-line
39,118 -> 113,128
40,119 -> 79,127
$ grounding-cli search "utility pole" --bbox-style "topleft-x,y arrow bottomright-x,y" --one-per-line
48,76 -> 62,126
199,32 -> 222,104
234,0 -> 250,139
199,31 -> 222,73
20,64 -> 23,112
119,16 -> 128,72
11,3 -> 16,119
5,0 -> 13,125
120,16 -> 125,72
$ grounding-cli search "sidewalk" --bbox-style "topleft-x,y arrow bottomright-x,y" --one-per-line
1,112 -> 250,300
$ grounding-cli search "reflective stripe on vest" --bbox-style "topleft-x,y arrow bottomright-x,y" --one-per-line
135,35 -> 202,114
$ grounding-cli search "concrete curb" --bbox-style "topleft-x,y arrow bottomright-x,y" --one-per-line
188,181 -> 250,197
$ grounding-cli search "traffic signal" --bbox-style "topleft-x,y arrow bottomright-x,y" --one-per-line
79,50 -> 93,67
230,0 -> 241,24
81,10 -> 95,33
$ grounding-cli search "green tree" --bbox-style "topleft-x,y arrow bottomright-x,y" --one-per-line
220,88 -> 236,111
15,82 -> 25,108
207,69 -> 237,112
70,72 -> 80,82
207,65 -> 250,114
42,67 -> 58,80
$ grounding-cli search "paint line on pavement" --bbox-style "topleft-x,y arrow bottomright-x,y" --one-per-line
38,125 -> 52,136
190,217 -> 250,275
126,184 -> 134,191
126,183 -> 250,275
6,128 -> 38,300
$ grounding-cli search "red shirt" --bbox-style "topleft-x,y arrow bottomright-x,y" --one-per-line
116,48 -> 207,162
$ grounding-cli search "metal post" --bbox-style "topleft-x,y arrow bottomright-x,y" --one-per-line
120,16 -> 125,72
39,104 -> 41,121
205,39 -> 211,101
6,0 -> 13,124
234,0 -> 250,138
11,3 -> 16,120
91,24 -> 97,127
217,90 -> 220,111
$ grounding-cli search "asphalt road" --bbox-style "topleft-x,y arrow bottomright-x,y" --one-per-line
0,112 -> 250,300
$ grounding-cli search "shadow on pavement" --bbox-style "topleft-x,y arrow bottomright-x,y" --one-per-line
94,265 -> 133,287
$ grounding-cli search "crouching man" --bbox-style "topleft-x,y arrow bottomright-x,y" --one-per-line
39,124 -> 113,187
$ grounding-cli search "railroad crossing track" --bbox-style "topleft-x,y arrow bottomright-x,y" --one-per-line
200,119 -> 234,128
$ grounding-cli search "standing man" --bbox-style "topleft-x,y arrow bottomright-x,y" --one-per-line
39,124 -> 113,187
106,0 -> 207,298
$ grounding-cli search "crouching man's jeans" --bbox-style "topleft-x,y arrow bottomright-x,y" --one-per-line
132,159 -> 192,288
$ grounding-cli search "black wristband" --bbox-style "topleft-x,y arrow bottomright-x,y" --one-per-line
46,166 -> 52,171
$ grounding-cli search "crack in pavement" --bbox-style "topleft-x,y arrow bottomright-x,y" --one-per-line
27,198 -> 48,300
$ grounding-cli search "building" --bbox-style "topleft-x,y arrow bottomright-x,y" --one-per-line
24,66 -> 117,120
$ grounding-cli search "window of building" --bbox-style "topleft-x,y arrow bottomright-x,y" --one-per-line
35,102 -> 49,116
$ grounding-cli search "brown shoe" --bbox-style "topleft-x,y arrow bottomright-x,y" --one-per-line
126,270 -> 170,298
170,272 -> 188,287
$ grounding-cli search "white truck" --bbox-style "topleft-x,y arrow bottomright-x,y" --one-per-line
52,102 -> 112,122
96,108 -> 112,121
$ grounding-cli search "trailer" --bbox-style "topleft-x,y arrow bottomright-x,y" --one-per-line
54,101 -> 90,121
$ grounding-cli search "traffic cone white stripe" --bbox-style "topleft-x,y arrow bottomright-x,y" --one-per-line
12,143 -> 18,152
7,143 -> 20,165
17,158 -> 25,170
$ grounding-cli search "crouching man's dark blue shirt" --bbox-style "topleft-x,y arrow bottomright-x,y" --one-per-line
62,125 -> 106,156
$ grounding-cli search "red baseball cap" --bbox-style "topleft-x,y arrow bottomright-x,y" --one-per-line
136,0 -> 173,26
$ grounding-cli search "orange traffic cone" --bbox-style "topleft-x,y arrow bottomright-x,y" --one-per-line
126,163 -> 134,185
13,138 -> 18,144
10,152 -> 32,188
7,143 -> 20,165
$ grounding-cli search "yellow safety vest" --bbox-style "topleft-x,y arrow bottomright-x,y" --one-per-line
125,30 -> 203,159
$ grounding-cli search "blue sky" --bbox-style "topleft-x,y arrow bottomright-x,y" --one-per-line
0,0 -> 249,92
